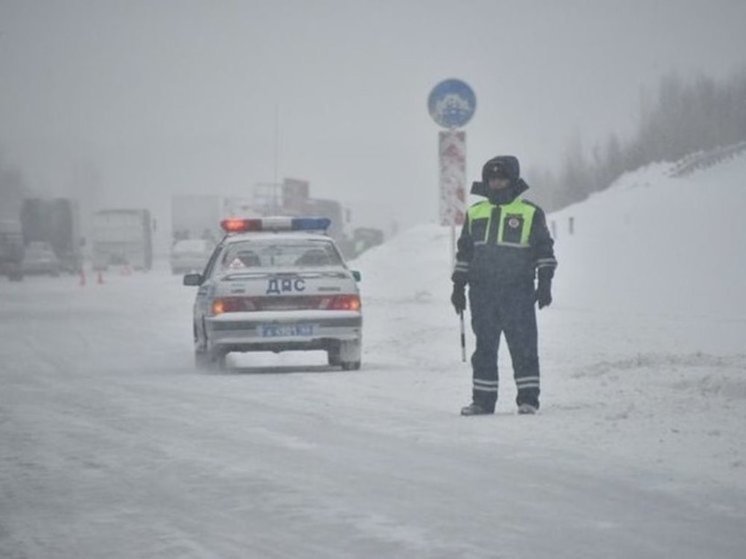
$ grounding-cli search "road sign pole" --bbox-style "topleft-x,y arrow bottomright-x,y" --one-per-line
429,79 -> 476,365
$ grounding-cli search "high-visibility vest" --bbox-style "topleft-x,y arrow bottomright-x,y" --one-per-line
467,198 -> 537,248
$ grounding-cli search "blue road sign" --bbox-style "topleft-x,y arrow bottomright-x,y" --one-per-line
428,79 -> 476,129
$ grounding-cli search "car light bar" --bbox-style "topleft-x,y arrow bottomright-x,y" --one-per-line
220,217 -> 331,233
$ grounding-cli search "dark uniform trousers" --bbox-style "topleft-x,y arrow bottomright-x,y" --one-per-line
469,281 -> 540,411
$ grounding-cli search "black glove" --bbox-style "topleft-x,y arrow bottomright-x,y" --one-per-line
451,283 -> 466,314
536,278 -> 552,309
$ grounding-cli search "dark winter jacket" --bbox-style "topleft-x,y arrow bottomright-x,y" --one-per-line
452,156 -> 557,290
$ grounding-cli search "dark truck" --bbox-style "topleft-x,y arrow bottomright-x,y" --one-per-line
0,220 -> 25,281
20,198 -> 83,273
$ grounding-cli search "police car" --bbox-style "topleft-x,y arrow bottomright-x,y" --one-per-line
183,217 -> 362,371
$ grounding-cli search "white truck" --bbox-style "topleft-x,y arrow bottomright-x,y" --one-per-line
92,209 -> 154,271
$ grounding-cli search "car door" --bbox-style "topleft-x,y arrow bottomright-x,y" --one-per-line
193,242 -> 224,348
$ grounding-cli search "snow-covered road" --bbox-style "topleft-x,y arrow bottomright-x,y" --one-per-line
1,261 -> 745,558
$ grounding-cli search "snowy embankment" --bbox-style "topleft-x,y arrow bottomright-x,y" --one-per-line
352,152 -> 746,492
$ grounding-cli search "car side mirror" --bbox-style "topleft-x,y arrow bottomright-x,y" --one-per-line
183,273 -> 203,286
351,270 -> 361,282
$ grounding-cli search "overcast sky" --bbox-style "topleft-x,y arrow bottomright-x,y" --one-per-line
2,0 -> 746,233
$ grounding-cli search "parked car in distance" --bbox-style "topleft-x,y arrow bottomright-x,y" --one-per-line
170,238 -> 215,274
21,241 -> 61,276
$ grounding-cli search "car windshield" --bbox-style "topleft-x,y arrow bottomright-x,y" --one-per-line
219,239 -> 342,271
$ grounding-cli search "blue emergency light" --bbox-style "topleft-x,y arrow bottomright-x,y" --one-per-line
291,218 -> 331,231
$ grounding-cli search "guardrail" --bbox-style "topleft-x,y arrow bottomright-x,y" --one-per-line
668,141 -> 746,178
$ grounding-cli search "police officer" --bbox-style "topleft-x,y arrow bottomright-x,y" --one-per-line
451,155 -> 557,415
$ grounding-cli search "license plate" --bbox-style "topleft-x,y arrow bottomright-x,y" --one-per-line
261,324 -> 315,337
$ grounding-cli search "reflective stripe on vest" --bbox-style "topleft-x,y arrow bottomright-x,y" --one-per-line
467,201 -> 493,237
468,199 -> 536,247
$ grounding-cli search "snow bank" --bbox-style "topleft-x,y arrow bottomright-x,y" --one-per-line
550,157 -> 746,320
352,224 -> 452,303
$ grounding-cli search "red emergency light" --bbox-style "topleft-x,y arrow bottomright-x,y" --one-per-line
220,218 -> 263,233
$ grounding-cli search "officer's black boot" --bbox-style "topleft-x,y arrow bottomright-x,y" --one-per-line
517,403 -> 538,415
460,402 -> 493,416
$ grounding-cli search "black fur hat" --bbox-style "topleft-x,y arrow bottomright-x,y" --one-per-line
471,155 -> 521,195
482,155 -> 520,182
